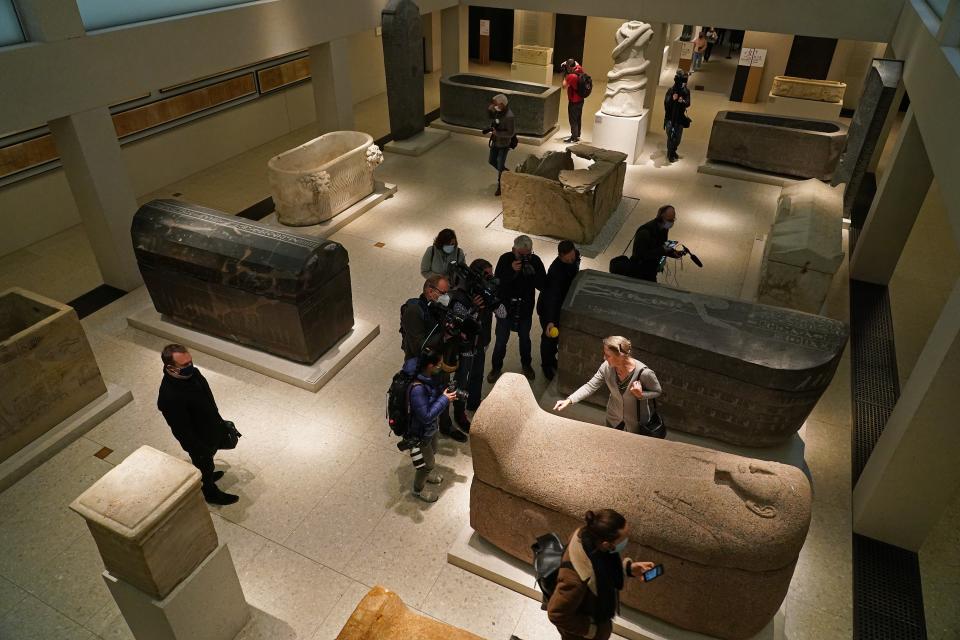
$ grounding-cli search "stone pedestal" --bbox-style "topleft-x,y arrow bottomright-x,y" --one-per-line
510,61 -> 553,85
766,92 -> 843,121
591,109 -> 650,164
104,544 -> 248,640
70,446 -> 219,599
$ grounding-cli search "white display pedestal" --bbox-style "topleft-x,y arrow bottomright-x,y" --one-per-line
104,543 -> 249,640
510,61 -> 553,85
592,109 -> 650,165
766,92 -> 843,121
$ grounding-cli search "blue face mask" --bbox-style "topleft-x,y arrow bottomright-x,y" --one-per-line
611,538 -> 628,554
443,244 -> 456,254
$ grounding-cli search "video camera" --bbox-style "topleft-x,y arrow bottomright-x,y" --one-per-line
449,262 -> 503,312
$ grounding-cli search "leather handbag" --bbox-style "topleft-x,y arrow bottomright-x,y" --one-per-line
219,420 -> 242,450
636,367 -> 666,439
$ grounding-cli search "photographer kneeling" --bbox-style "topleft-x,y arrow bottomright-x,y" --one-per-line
401,349 -> 458,503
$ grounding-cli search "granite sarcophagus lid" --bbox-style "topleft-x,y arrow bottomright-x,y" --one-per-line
132,199 -> 354,364
557,270 -> 848,446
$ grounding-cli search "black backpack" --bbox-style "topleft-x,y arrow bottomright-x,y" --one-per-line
398,297 -> 425,351
578,72 -> 593,98
532,533 -> 567,606
385,370 -> 420,438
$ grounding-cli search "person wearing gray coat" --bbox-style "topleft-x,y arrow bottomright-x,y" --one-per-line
482,93 -> 516,196
554,336 -> 662,433
420,228 -> 467,280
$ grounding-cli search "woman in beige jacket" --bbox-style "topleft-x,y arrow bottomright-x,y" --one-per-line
554,336 -> 662,433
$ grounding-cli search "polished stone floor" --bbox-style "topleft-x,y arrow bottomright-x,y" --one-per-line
2,60 -> 938,640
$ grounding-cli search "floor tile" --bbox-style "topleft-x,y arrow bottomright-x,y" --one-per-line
0,594 -> 95,640
421,563 -> 528,639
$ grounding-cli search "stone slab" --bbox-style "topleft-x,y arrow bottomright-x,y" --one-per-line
429,120 -> 559,147
697,160 -> 805,187
510,61 -> 553,85
766,92 -> 843,121
439,73 -> 561,137
0,384 -> 131,493
383,129 -> 450,156
336,585 -> 483,639
448,525 -> 786,640
128,305 -> 379,392
103,543 -> 248,640
260,181 -> 397,237
740,234 -> 768,302
592,109 -> 651,164
381,0 -> 424,140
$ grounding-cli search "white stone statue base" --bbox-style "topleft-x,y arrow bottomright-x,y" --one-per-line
591,109 -> 650,165
104,543 -> 249,640
766,92 -> 843,121
510,61 -> 553,85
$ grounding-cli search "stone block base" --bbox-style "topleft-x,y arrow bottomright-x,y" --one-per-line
510,61 -> 553,85
592,109 -> 650,164
766,93 -> 842,121
384,129 -> 450,156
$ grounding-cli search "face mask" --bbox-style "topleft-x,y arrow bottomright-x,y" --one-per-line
611,538 -> 628,554
177,363 -> 196,377
443,244 -> 455,254
436,293 -> 451,307
662,220 -> 674,230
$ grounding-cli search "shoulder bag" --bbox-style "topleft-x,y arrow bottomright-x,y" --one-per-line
635,368 -> 666,439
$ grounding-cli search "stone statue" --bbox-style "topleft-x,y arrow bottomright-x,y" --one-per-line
336,586 -> 483,639
600,21 -> 654,118
470,373 -> 812,640
381,0 -> 424,140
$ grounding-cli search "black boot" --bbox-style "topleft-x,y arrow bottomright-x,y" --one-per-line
203,485 -> 239,505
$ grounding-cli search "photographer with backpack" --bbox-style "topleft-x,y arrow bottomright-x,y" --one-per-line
561,59 -> 591,143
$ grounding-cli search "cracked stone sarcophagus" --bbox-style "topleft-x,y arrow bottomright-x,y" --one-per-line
132,199 -> 354,364
471,374 -> 811,640
557,270 -> 848,446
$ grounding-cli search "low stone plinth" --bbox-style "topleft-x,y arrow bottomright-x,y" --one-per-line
771,76 -> 846,103
706,110 -> 848,180
512,44 -> 553,66
758,180 -> 844,313
440,73 -> 561,137
336,585 -> 483,639
70,446 -> 219,600
557,270 -> 848,446
470,374 -> 811,640
502,144 -> 627,243
132,199 -> 355,364
0,288 -> 106,463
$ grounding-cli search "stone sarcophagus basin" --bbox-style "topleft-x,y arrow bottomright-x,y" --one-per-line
771,76 -> 846,103
758,180 -> 844,314
268,131 -> 383,227
0,288 -> 107,463
706,110 -> 848,181
471,374 -> 812,640
132,199 -> 354,364
70,446 -> 219,599
512,44 -> 553,66
557,270 -> 848,446
502,143 -> 626,243
440,74 -> 561,137
336,585 -> 483,639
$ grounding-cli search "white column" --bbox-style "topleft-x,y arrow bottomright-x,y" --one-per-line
48,108 -> 143,291
644,22 -> 668,112
441,4 -> 468,78
853,276 -> 960,551
850,109 -> 933,285
308,38 -> 354,133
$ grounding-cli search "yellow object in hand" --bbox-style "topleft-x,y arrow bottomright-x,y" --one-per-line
547,327 -> 560,338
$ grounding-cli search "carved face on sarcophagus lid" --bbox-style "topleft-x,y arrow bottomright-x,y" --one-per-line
131,199 -> 354,364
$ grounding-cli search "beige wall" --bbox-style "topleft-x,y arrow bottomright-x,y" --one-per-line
741,31 -> 795,103
347,29 -> 387,104
512,10 -> 555,48
827,40 -> 888,109
582,16 -> 626,81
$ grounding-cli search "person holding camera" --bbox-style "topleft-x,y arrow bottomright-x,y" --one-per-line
629,204 -> 682,283
663,70 -> 691,163
554,336 -> 662,436
561,59 -> 585,143
157,344 -> 239,505
482,94 -> 515,196
401,348 -> 458,503
488,235 -> 546,382
547,509 -> 657,640
420,228 -> 467,280
459,258 -> 496,413
401,275 -> 468,442
537,240 -> 581,381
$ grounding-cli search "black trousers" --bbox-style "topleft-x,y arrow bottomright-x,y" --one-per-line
539,317 -> 559,369
568,101 -> 584,139
187,448 -> 217,494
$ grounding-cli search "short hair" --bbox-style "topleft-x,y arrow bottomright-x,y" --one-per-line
513,235 -> 533,250
470,258 -> 492,272
602,335 -> 632,356
422,274 -> 449,293
656,204 -> 675,219
581,509 -> 627,546
433,228 -> 457,248
566,58 -> 577,68
418,347 -> 442,369
161,343 -> 188,367
492,93 -> 508,106
558,240 -> 576,256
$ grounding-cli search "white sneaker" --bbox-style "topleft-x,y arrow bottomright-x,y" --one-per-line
413,488 -> 438,503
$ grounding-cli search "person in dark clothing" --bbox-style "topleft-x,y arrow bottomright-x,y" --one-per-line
537,240 -> 581,380
630,205 -> 682,282
488,235 -> 546,382
401,275 -> 468,442
663,70 -> 690,163
460,258 -> 495,412
704,27 -> 719,62
157,344 -> 238,505
562,59 -> 585,143
482,94 -> 516,196
402,349 -> 458,503
547,509 -> 656,640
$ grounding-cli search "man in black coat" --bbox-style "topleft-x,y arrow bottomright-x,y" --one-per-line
663,70 -> 691,163
630,205 -> 682,283
537,241 -> 581,380
157,344 -> 238,505
489,235 -> 546,382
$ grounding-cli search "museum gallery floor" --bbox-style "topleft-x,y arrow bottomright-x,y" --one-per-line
0,86 -> 857,638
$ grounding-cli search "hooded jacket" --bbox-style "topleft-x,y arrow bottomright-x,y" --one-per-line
402,357 -> 450,440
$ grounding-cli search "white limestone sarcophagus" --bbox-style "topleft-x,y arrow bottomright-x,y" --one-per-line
0,288 -> 106,463
771,76 -> 846,103
268,131 -> 382,227
512,44 -> 553,66
70,446 -> 219,599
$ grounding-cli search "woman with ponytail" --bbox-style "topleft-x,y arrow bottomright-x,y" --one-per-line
547,509 -> 656,639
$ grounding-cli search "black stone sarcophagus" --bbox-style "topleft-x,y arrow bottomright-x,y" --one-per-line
557,270 -> 849,447
132,199 -> 353,364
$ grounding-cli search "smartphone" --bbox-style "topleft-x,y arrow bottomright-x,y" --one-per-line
642,564 -> 664,582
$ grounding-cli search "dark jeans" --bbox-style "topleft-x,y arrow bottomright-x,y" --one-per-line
568,100 -> 584,139
704,42 -> 715,61
491,312 -> 533,371
465,346 -> 486,411
665,121 -> 684,159
187,448 -> 217,494
488,146 -> 509,186
539,317 -> 559,369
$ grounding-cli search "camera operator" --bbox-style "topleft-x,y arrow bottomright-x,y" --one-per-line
400,275 -> 468,442
482,94 -> 515,196
459,259 -> 495,412
489,235 -> 546,382
420,228 -> 467,281
664,70 -> 691,163
630,205 -> 682,283
537,240 -> 581,381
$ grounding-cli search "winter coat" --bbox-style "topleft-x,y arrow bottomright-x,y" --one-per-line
489,107 -> 516,148
494,251 -> 546,317
536,253 -> 581,325
157,369 -> 227,454
630,218 -> 670,280
402,357 -> 450,440
420,245 -> 467,280
401,295 -> 443,359
566,359 -> 662,432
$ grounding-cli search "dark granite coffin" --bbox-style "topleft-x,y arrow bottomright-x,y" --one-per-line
440,74 -> 560,137
557,270 -> 848,446
131,199 -> 354,364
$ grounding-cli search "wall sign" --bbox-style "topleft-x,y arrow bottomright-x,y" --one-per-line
479,19 -> 490,36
